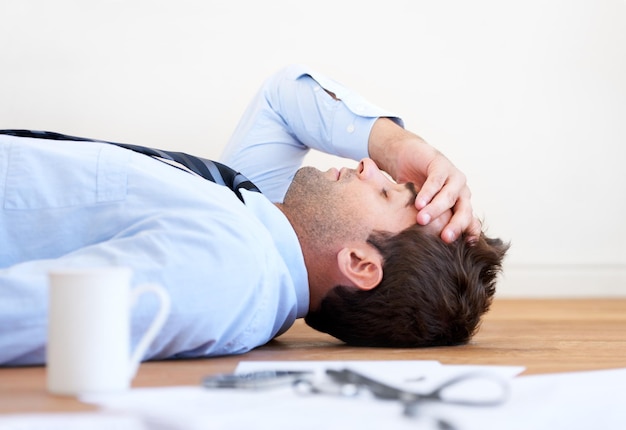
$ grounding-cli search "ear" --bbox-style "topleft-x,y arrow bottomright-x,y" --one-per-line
337,243 -> 383,291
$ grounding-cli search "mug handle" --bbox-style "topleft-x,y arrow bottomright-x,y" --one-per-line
127,283 -> 171,378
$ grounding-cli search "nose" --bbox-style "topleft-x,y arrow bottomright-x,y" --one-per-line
356,158 -> 382,181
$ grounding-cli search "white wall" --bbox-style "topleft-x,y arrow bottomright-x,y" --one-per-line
2,0 -> 625,297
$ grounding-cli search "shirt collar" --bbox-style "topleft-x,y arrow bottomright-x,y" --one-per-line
240,189 -> 309,318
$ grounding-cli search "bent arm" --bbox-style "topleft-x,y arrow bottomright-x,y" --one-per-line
220,64 -> 401,202
221,64 -> 479,241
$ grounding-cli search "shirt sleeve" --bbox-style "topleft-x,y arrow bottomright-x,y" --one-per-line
219,64 -> 404,203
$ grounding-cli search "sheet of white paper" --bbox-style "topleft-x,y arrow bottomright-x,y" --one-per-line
423,367 -> 626,430
79,360 -> 524,430
82,384 -> 452,430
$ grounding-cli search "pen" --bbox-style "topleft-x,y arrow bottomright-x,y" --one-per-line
202,370 -> 313,389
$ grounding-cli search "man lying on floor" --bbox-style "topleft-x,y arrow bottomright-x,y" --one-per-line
0,64 -> 508,365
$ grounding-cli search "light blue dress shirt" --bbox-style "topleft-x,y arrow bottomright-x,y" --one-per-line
0,64 -> 401,365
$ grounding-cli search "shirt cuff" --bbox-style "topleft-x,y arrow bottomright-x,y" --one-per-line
289,64 -> 405,161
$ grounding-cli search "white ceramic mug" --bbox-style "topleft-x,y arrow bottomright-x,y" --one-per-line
47,267 -> 170,396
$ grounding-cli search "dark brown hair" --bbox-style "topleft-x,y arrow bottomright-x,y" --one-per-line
305,225 -> 509,347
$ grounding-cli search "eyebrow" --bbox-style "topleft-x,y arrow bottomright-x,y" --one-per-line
404,182 -> 418,208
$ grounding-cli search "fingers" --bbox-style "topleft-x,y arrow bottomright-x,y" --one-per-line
439,194 -> 481,243
393,138 -> 482,242
415,163 -> 480,243
415,165 -> 466,221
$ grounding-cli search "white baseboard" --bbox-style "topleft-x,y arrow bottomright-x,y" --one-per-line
495,263 -> 626,297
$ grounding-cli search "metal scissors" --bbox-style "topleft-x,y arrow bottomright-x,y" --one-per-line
299,368 -> 510,415
293,368 -> 510,430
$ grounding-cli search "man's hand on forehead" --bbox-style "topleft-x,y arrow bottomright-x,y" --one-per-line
368,118 -> 480,243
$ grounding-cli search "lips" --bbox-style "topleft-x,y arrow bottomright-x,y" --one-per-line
328,167 -> 340,181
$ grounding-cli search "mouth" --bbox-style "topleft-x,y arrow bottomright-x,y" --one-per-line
327,167 -> 340,181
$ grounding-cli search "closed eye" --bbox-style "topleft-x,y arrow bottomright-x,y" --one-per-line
382,189 -> 389,198
404,182 -> 417,207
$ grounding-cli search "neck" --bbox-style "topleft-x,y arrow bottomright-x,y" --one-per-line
275,203 -> 343,311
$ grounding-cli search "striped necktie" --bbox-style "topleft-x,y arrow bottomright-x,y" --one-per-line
0,129 -> 260,203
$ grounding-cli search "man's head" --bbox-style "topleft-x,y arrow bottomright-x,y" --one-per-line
305,228 -> 509,347
279,157 -> 508,347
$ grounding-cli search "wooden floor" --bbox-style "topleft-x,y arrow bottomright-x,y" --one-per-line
1,298 -> 626,413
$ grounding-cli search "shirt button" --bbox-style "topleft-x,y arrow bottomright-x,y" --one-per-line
346,124 -> 355,133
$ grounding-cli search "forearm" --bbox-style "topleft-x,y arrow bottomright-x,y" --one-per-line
368,117 -> 433,184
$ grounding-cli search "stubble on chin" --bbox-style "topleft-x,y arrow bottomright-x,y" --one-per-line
283,167 -> 364,251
